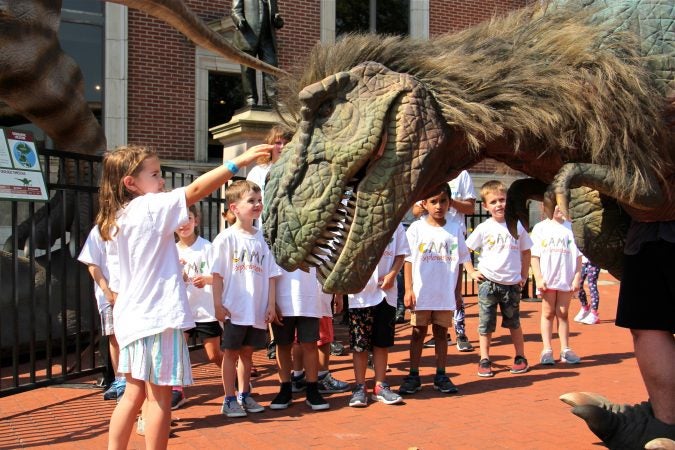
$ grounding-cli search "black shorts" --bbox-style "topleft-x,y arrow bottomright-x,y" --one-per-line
221,321 -> 267,350
271,316 -> 320,345
185,321 -> 223,339
616,240 -> 675,332
348,299 -> 396,352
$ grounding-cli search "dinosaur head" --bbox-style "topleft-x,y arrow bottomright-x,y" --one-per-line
263,61 -> 461,293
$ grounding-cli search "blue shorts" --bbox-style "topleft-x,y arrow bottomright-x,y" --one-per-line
477,280 -> 522,334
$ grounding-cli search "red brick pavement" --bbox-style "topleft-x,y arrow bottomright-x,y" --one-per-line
0,273 -> 644,449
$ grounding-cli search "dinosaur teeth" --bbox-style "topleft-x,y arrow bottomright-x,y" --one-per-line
311,246 -> 331,257
305,253 -> 325,266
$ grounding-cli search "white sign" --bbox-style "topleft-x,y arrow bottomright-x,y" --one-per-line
0,128 -> 49,201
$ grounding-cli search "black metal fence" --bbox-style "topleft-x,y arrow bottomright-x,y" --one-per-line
0,150 -> 229,397
0,148 -> 537,397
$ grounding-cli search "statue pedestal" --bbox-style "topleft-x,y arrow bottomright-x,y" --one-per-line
209,105 -> 288,178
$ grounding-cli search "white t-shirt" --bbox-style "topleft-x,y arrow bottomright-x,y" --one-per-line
349,223 -> 410,309
77,225 -> 119,313
465,218 -> 533,285
405,218 -> 470,310
530,219 -> 580,291
209,227 -> 282,329
447,170 -> 475,224
276,267 -> 332,318
246,163 -> 271,200
113,188 -> 195,349
176,236 -> 216,323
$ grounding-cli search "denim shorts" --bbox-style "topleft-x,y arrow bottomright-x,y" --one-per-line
477,280 -> 522,334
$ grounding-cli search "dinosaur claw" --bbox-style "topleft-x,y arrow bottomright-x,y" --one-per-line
559,391 -> 613,409
645,438 -> 675,450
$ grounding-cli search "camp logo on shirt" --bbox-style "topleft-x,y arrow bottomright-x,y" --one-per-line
539,236 -> 573,253
485,232 -> 519,251
418,240 -> 458,263
232,248 -> 265,273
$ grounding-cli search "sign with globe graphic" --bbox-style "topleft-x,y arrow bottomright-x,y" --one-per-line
0,128 -> 48,201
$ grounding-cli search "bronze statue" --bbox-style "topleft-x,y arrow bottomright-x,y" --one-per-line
231,0 -> 284,106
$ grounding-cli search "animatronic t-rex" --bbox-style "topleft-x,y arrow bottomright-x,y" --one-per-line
261,1 -> 673,448
0,0 -> 284,252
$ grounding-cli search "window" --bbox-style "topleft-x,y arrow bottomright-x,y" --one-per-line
336,0 -> 410,37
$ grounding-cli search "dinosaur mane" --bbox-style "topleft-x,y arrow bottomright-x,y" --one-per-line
280,1 -> 672,202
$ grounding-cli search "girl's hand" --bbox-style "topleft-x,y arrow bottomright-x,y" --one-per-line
214,304 -> 230,322
232,144 -> 275,168
192,275 -> 207,288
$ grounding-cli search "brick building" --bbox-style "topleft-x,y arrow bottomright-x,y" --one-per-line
104,0 -> 532,178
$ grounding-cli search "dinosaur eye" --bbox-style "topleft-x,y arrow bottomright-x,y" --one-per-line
317,100 -> 335,119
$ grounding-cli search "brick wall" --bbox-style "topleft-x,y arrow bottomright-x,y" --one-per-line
429,0 -> 528,35
127,1 -> 529,167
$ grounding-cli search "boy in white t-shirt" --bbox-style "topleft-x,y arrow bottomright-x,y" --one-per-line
210,180 -> 282,418
345,222 -> 410,407
464,180 -> 533,378
530,205 -> 582,365
401,184 -> 470,395
269,267 -> 333,411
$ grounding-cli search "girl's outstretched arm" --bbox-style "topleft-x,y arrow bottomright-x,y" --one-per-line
184,144 -> 273,206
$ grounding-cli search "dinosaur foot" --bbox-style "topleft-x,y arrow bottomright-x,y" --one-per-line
560,393 -> 675,449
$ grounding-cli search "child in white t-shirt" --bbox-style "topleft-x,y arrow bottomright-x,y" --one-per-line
345,222 -> 409,407
98,143 -> 270,448
210,180 -> 282,418
269,266 -> 333,411
171,204 -> 221,409
401,184 -> 470,395
464,180 -> 533,378
530,205 -> 582,365
78,225 -> 125,401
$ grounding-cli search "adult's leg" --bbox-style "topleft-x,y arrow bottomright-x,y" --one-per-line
632,329 -> 675,424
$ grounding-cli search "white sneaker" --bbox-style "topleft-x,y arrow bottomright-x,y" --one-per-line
561,348 -> 581,364
136,416 -> 145,436
574,306 -> 590,322
221,398 -> 247,417
580,310 -> 599,325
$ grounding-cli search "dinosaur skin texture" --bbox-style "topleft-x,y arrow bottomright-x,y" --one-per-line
262,2 -> 674,448
263,0 -> 674,292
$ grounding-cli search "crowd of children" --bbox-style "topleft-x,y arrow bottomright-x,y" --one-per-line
79,125 -> 608,447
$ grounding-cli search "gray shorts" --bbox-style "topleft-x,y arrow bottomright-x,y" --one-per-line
271,316 -> 319,345
477,280 -> 522,334
100,303 -> 114,336
221,321 -> 267,350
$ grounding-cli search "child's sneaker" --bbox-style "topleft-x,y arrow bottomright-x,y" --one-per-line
348,384 -> 368,408
330,341 -> 346,356
238,393 -> 264,413
581,310 -> 599,325
510,355 -> 529,374
305,383 -> 330,411
477,358 -> 494,377
456,334 -> 474,352
171,388 -> 187,410
573,305 -> 590,322
540,349 -> 555,365
398,375 -> 422,394
270,382 -> 293,410
221,397 -> 247,417
371,383 -> 403,405
318,372 -> 349,393
433,374 -> 459,393
291,371 -> 307,393
103,379 -> 121,400
561,348 -> 581,364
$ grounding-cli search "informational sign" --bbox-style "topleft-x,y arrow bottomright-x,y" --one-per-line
0,128 -> 49,201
